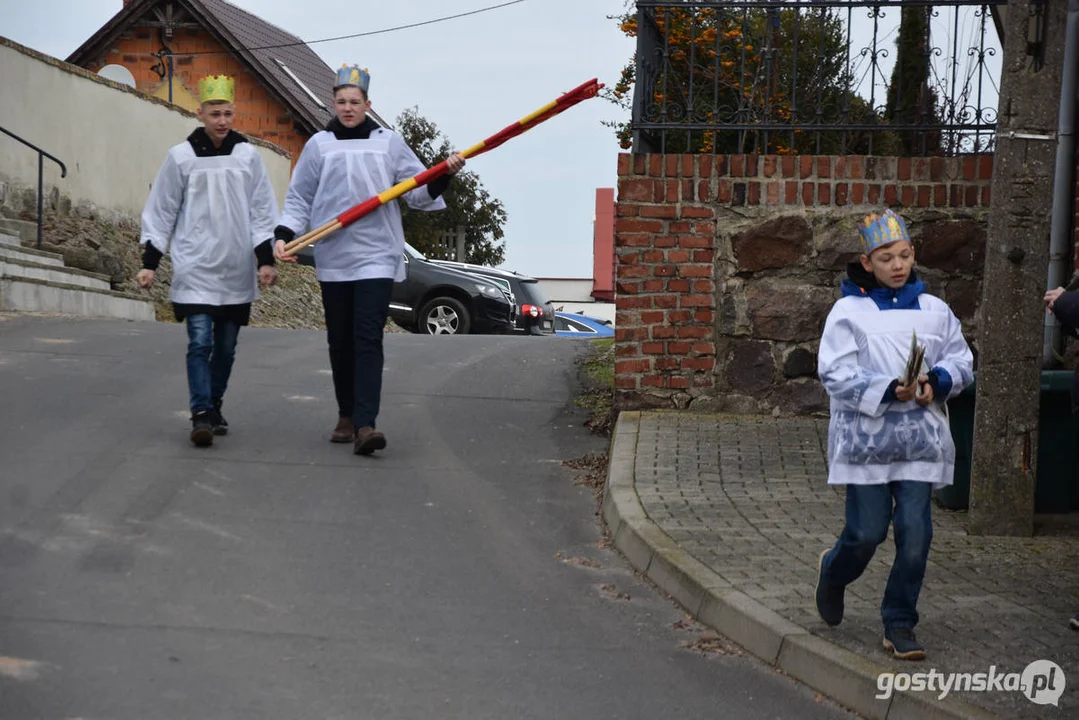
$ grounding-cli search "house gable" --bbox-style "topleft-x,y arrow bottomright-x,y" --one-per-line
67,0 -> 341,129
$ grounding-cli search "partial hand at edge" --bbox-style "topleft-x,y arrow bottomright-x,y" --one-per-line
274,240 -> 298,264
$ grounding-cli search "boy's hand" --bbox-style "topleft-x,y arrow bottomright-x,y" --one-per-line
446,152 -> 466,175
915,374 -> 935,406
136,269 -> 155,288
258,265 -> 278,287
1045,286 -> 1065,313
274,240 -> 298,264
895,381 -> 918,403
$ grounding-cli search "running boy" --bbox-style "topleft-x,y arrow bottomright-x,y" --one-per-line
138,74 -> 280,447
815,209 -> 974,660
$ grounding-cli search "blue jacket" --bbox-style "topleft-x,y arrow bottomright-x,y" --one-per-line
841,262 -> 926,310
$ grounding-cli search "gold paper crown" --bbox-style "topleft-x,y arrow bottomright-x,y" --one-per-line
198,75 -> 235,103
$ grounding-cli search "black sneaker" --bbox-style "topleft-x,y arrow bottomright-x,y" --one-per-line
883,627 -> 926,661
211,401 -> 229,436
1070,614 -> 1079,631
190,410 -> 214,447
815,549 -> 845,626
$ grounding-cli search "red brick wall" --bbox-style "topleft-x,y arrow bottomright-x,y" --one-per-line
82,26 -> 308,164
615,154 -> 719,401
613,152 -> 1078,413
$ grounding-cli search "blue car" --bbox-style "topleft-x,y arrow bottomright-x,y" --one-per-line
554,311 -> 615,338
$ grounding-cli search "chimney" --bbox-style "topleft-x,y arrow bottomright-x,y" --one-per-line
591,188 -> 615,302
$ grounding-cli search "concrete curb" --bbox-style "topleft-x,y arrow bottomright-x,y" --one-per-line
603,411 -> 997,720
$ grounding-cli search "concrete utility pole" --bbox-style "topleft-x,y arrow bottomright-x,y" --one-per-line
969,0 -> 1069,536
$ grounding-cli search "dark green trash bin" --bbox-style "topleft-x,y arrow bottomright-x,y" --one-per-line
940,370 -> 1079,513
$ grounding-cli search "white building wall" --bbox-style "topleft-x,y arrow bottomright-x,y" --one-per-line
537,278 -> 595,303
0,38 -> 291,220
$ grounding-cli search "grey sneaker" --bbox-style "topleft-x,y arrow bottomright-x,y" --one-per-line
883,627 -> 926,661
815,549 -> 844,626
1070,614 -> 1078,631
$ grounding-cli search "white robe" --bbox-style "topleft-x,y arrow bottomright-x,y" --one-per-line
140,141 -> 279,306
817,293 -> 974,487
277,128 -> 446,283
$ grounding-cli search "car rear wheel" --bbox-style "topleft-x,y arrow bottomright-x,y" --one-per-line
419,296 -> 471,335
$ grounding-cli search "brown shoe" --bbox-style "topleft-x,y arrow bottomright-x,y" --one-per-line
330,416 -> 353,443
353,426 -> 386,455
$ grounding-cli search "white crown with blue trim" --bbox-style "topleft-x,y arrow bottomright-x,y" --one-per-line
335,64 -> 370,92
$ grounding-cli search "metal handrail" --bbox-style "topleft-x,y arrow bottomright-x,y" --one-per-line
0,125 -> 67,249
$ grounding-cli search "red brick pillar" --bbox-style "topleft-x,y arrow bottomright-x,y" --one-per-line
614,154 -> 716,408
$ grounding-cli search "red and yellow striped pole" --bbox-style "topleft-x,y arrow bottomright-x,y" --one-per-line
282,78 -> 603,257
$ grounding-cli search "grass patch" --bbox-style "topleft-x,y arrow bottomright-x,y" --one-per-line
574,338 -> 615,436
582,338 -> 615,386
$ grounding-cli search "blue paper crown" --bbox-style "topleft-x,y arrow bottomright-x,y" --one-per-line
858,209 -> 911,255
335,64 -> 370,92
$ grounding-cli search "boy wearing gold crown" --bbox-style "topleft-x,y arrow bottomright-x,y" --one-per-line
137,74 -> 280,447
273,64 -> 464,455
814,209 -> 973,660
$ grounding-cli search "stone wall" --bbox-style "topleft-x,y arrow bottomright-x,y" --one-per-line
614,153 -> 1009,415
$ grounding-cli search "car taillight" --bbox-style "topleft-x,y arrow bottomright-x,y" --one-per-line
521,304 -> 544,318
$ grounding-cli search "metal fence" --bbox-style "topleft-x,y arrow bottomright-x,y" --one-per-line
630,0 -> 1007,156
429,228 -> 467,261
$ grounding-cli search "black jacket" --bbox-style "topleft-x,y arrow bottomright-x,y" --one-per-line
1050,290 -> 1079,412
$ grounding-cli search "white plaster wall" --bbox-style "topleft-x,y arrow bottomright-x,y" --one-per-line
0,39 -> 291,220
537,278 -> 595,303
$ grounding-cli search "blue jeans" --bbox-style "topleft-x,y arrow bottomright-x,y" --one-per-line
320,278 -> 394,430
821,481 -> 933,630
185,314 -> 241,414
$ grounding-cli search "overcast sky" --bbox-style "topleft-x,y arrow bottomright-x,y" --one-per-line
3,0 -> 636,279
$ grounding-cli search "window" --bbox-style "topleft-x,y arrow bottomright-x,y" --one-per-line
487,277 -> 512,295
558,317 -> 597,334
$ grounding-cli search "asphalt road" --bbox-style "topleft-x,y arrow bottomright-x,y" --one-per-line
0,314 -> 855,720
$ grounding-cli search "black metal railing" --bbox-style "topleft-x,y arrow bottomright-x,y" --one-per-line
630,0 -> 1006,156
0,126 -> 67,249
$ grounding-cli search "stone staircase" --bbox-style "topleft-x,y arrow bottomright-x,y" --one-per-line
0,220 -> 155,321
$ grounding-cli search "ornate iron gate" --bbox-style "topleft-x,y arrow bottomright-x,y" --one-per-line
629,1 -> 1007,156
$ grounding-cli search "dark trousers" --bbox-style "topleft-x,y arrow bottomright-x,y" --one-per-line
185,313 -> 240,414
820,481 -> 934,630
320,278 -> 394,430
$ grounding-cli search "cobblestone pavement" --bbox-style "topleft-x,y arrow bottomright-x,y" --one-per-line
632,411 -> 1078,720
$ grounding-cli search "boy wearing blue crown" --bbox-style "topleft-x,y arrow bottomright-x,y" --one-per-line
814,209 -> 974,660
138,74 -> 280,447
274,64 -> 464,455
